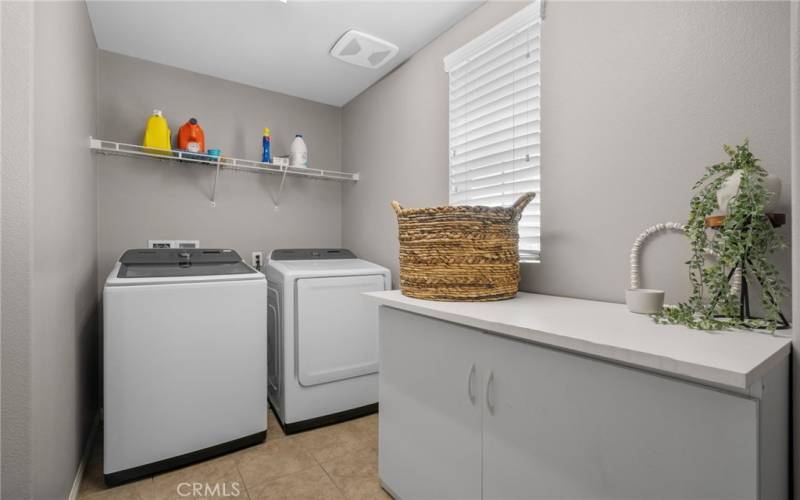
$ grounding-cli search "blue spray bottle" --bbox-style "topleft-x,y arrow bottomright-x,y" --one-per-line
262,127 -> 272,163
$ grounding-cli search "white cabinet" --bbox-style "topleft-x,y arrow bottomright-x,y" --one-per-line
379,307 -> 482,500
379,306 -> 789,500
483,335 -> 759,500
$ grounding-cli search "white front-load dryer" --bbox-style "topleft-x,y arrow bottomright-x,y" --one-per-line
266,249 -> 390,433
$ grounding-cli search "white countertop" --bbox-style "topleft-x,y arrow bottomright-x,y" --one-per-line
365,290 -> 791,392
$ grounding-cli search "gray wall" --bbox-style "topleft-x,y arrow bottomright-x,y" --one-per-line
342,1 -> 792,311
1,2 -> 36,498
97,51 -> 343,284
31,2 -> 99,498
791,1 -> 799,495
1,1 -> 99,498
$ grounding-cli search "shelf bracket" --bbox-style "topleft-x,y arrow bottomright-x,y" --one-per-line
268,165 -> 290,210
210,157 -> 221,207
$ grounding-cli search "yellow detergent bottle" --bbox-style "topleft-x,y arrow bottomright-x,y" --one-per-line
143,109 -> 172,154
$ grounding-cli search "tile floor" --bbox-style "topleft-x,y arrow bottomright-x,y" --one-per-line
78,410 -> 390,500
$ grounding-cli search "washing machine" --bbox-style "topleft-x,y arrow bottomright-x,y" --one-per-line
266,248 -> 390,433
103,248 -> 267,486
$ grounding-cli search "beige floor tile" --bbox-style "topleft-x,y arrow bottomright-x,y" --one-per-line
246,465 -> 345,500
291,422 -> 369,463
267,410 -> 285,441
79,413 -> 383,500
321,446 -> 385,500
78,476 -> 155,500
152,454 -> 246,500
343,414 -> 377,435
153,474 -> 247,500
330,477 -> 392,500
320,446 -> 378,479
236,437 -> 318,490
341,415 -> 378,450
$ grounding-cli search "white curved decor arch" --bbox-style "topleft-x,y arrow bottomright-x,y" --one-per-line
629,222 -> 740,296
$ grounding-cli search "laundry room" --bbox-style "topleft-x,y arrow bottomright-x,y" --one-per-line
1,1 -> 799,500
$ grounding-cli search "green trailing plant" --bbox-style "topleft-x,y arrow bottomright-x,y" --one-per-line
654,140 -> 787,331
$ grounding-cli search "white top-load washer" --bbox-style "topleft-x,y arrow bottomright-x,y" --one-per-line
266,249 -> 390,433
103,248 -> 267,486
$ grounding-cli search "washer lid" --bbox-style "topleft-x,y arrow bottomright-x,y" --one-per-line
117,248 -> 254,278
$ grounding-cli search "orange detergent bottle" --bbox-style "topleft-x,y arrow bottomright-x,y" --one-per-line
177,118 -> 205,154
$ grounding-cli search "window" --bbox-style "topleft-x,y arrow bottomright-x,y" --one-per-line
444,2 -> 542,261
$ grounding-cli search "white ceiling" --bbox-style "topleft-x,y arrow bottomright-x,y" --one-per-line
86,1 -> 483,107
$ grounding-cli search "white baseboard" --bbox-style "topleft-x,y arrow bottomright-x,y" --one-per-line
68,413 -> 100,500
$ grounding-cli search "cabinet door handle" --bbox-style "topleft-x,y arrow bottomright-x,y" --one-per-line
485,370 -> 495,414
467,363 -> 476,405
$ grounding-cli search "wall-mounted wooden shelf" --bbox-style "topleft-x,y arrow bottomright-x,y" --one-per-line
89,137 -> 358,207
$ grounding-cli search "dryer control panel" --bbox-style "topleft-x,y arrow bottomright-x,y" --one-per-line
270,248 -> 357,260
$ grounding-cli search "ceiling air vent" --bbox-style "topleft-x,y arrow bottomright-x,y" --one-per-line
330,30 -> 399,69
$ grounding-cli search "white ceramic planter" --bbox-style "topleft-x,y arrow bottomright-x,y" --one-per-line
715,171 -> 781,215
625,289 -> 665,314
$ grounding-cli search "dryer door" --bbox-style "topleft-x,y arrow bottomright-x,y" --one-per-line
295,274 -> 385,386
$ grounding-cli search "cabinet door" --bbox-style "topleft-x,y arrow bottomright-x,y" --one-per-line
379,307 -> 482,500
482,335 -> 758,500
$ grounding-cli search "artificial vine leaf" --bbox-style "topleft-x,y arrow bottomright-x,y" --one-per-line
652,140 -> 786,332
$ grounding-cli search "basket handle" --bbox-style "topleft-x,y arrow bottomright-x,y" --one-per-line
512,192 -> 536,219
391,200 -> 403,215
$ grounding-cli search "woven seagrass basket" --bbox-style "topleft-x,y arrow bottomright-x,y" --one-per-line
391,192 -> 536,302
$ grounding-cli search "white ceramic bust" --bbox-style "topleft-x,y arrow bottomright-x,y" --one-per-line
715,171 -> 781,215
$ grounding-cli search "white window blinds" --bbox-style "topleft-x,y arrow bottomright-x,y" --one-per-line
444,2 -> 542,260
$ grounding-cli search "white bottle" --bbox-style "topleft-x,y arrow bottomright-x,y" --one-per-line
290,134 -> 308,167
